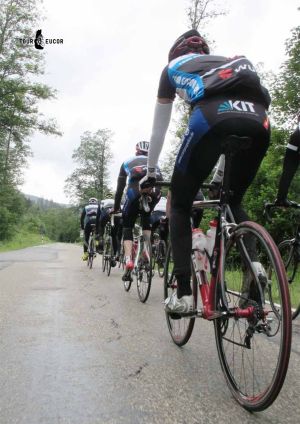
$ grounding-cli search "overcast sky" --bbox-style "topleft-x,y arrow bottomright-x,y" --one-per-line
21,0 -> 300,203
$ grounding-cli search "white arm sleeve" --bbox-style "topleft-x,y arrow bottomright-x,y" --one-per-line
147,101 -> 173,176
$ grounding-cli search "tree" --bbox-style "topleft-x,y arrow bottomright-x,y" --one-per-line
0,0 -> 60,187
65,129 -> 114,204
0,0 -> 60,240
272,26 -> 300,128
186,0 -> 226,33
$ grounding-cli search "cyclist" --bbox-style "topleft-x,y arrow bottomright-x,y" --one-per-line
140,29 -> 271,313
96,198 -> 123,263
151,196 -> 168,243
112,141 -> 162,279
80,197 -> 100,261
275,114 -> 300,206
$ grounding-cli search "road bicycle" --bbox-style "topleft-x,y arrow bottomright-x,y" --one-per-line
152,230 -> 167,278
265,201 -> 300,319
102,214 -> 120,276
162,135 -> 292,412
87,224 -> 96,269
122,194 -> 153,302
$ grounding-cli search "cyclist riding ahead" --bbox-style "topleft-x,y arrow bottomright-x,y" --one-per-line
275,114 -> 300,206
96,197 -> 123,263
112,141 -> 162,280
80,197 -> 100,261
140,29 -> 271,314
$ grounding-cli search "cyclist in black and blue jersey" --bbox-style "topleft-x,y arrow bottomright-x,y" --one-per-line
275,115 -> 300,206
96,198 -> 123,262
81,197 -> 100,261
112,141 -> 162,276
140,29 -> 271,314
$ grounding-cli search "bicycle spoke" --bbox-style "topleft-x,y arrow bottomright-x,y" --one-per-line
215,222 -> 291,411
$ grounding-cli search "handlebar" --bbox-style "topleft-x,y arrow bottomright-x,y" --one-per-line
154,181 -> 217,190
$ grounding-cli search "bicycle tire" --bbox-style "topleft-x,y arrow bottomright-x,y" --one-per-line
164,245 -> 197,347
102,239 -> 107,272
106,237 -> 113,277
157,240 -> 166,278
278,239 -> 300,319
89,239 -> 94,269
214,221 -> 292,411
136,239 -> 152,303
123,274 -> 132,292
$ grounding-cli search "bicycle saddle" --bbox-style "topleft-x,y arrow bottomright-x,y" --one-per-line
221,135 -> 252,154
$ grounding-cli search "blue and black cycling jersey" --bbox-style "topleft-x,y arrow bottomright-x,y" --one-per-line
114,155 -> 162,211
158,53 -> 270,108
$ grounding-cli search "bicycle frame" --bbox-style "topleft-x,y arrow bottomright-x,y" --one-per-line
190,199 -> 260,321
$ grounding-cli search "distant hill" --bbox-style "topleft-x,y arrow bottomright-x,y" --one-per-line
24,194 -> 69,209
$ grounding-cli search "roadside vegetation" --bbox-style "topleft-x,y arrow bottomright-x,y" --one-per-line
0,0 -> 299,252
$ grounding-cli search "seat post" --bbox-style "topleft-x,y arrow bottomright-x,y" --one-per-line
220,149 -> 234,204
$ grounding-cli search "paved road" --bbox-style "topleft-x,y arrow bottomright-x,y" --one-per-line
0,243 -> 299,424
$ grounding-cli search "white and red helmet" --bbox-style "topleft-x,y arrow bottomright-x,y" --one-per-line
136,141 -> 149,154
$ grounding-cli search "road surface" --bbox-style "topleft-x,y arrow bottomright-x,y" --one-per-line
0,243 -> 299,423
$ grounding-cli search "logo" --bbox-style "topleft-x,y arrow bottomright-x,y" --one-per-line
217,100 -> 256,114
234,63 -> 256,73
34,29 -> 44,49
218,68 -> 233,80
19,29 -> 63,49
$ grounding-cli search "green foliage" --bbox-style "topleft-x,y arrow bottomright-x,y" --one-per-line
0,0 -> 61,244
65,129 -> 114,204
41,207 -> 80,243
0,229 -> 51,253
272,26 -> 300,127
243,127 -> 298,242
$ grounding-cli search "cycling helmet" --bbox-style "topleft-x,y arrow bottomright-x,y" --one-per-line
136,141 -> 149,154
168,29 -> 209,62
89,197 -> 98,204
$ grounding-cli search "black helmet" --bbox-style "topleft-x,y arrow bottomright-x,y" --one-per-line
168,29 -> 209,62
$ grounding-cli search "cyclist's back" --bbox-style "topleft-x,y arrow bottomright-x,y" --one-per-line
140,29 -> 271,313
81,197 -> 100,261
113,141 -> 162,275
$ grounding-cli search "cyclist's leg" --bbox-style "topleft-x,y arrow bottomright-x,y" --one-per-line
111,216 -> 120,256
224,118 -> 270,261
122,193 -> 139,268
170,107 -> 223,301
84,222 -> 92,252
83,223 -> 91,260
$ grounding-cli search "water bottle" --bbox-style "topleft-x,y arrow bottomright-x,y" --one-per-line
192,228 -> 207,271
206,219 -> 218,257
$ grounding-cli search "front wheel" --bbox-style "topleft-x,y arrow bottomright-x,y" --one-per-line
164,245 -> 197,346
157,240 -> 167,278
278,239 -> 300,319
215,221 -> 292,411
136,240 -> 152,303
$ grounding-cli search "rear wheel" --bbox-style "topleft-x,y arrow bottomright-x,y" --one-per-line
136,239 -> 152,303
215,221 -> 292,411
164,245 -> 197,346
88,238 -> 94,269
278,239 -> 300,319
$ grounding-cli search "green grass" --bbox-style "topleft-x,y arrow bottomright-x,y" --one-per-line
0,230 -> 51,252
